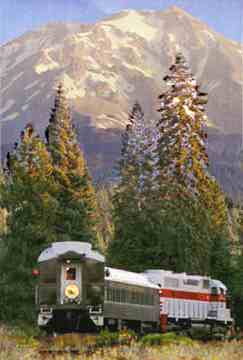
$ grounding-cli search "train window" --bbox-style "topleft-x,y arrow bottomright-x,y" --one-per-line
164,277 -> 179,288
211,287 -> 218,295
144,293 -> 154,305
203,279 -> 210,289
65,267 -> 76,280
184,279 -> 199,286
104,286 -> 155,306
112,288 -> 117,302
121,289 -> 126,303
107,287 -> 112,301
131,291 -> 137,304
116,288 -> 121,302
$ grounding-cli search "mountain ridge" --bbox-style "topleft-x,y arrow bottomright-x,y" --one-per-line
0,7 -> 242,197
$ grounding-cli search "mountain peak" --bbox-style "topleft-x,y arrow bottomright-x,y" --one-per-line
168,5 -> 185,12
165,5 -> 197,19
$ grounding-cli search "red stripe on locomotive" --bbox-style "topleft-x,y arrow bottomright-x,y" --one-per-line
159,289 -> 226,302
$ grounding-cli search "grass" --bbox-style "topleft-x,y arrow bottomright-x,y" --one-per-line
1,325 -> 243,360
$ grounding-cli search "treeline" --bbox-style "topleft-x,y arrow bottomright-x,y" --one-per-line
0,53 -> 243,327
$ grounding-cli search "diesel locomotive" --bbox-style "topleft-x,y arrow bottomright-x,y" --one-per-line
35,241 -> 232,333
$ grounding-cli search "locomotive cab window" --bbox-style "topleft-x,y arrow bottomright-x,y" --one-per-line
65,267 -> 76,280
164,277 -> 179,288
203,279 -> 210,289
211,287 -> 218,295
183,279 -> 199,286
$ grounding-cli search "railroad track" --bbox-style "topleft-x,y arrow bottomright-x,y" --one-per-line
37,333 -> 99,357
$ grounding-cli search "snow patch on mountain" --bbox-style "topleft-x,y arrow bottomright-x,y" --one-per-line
100,24 -> 131,51
46,93 -> 52,100
87,56 -> 101,71
203,30 -> 216,42
1,72 -> 24,94
103,11 -> 157,41
26,89 -> 41,102
70,31 -> 93,43
123,62 -> 153,78
96,113 -> 124,129
2,112 -> 19,122
98,24 -> 142,60
100,25 -> 119,50
1,42 -> 20,57
35,48 -> 59,74
87,71 -> 118,92
0,99 -> 15,116
7,41 -> 44,71
22,104 -> 30,111
196,51 -> 209,80
168,33 -> 176,42
24,79 -> 41,90
206,117 -> 217,128
62,73 -> 85,99
35,61 -> 59,74
207,80 -> 221,92
97,114 -> 110,129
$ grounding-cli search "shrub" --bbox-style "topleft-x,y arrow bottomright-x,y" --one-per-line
96,330 -> 119,347
141,332 -> 194,346
118,329 -> 138,345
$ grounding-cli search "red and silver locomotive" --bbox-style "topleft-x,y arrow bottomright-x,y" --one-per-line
144,270 -> 232,332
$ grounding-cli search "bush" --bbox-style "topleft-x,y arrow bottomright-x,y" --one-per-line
96,329 -> 137,347
141,332 -> 194,346
96,330 -> 119,347
141,333 -> 164,346
118,329 -> 137,345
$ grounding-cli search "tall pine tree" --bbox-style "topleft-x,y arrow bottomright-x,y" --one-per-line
156,53 -> 228,232
0,124 -> 58,322
45,83 -> 98,245
107,102 -> 167,271
155,53 -> 230,275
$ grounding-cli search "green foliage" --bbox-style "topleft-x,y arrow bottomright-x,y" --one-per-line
0,124 -> 58,323
96,330 -> 137,347
96,330 -> 119,347
45,83 -> 99,246
141,332 -> 194,346
96,182 -> 114,251
228,251 -> 243,328
107,102 -> 164,271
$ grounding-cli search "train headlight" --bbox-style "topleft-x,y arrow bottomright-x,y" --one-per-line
65,284 -> 79,299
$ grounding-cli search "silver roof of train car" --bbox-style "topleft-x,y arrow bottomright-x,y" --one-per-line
38,241 -> 104,263
105,267 -> 159,289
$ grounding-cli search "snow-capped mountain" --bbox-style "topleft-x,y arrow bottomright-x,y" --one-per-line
0,6 -> 242,196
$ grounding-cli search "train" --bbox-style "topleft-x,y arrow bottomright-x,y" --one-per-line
35,241 -> 232,333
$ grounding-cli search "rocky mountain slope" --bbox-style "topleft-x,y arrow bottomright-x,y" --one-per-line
0,6 -> 242,197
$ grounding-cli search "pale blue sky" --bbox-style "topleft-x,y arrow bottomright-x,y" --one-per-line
0,0 -> 242,45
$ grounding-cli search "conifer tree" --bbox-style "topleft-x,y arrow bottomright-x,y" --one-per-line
107,103 -> 167,271
0,124 -> 58,322
156,53 -> 228,231
155,53 -> 230,275
45,83 -> 98,245
119,102 -> 156,206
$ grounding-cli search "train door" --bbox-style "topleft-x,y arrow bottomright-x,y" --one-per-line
61,263 -> 82,304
